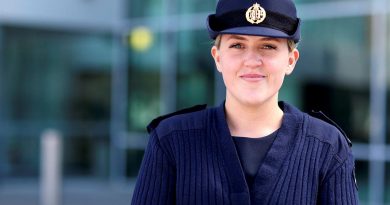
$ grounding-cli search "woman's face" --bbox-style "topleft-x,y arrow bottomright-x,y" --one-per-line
211,34 -> 299,107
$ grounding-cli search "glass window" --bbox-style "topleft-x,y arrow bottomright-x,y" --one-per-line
297,17 -> 370,143
386,162 -> 390,204
295,0 -> 365,3
5,136 -> 39,177
355,160 -> 369,203
387,85 -> 390,144
178,0 -> 216,14
128,0 -> 215,17
280,75 -> 304,109
127,31 -> 161,132
126,149 -> 144,177
63,137 -> 109,177
1,26 -> 113,178
387,14 -> 390,145
176,30 -> 215,109
128,0 -> 163,18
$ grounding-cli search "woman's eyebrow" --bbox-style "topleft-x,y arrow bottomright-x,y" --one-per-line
259,37 -> 283,43
225,35 -> 248,41
225,35 -> 282,43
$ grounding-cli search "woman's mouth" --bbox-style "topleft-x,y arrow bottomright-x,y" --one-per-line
240,73 -> 266,82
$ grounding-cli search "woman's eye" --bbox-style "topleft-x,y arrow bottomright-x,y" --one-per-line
229,44 -> 243,49
262,44 -> 277,50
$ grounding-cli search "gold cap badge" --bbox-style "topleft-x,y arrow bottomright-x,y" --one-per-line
245,3 -> 266,24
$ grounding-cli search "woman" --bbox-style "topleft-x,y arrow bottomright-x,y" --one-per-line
131,0 -> 359,204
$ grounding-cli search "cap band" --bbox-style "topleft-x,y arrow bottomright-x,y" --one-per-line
210,9 -> 299,36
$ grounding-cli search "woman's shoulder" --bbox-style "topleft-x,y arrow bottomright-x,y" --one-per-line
147,104 -> 212,138
304,109 -> 353,163
305,111 -> 352,148
282,102 -> 352,157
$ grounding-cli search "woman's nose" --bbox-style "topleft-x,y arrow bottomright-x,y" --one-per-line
244,49 -> 262,67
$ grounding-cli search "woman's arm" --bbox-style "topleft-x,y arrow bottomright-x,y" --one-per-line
318,156 -> 359,205
131,132 -> 176,205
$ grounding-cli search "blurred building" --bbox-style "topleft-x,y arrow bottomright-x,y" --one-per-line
0,0 -> 389,204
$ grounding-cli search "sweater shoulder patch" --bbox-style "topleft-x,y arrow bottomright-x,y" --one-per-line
147,104 -> 207,133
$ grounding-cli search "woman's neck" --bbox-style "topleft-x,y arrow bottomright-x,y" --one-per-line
225,97 -> 283,138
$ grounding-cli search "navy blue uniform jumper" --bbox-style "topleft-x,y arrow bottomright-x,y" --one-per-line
131,102 -> 359,205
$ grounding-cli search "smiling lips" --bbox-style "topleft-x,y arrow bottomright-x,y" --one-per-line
240,73 -> 266,82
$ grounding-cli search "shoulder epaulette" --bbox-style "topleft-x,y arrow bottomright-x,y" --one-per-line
310,110 -> 352,147
147,104 -> 207,133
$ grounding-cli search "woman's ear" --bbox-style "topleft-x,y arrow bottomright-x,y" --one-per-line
286,49 -> 299,75
211,46 -> 222,72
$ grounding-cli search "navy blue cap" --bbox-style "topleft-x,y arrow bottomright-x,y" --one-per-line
207,0 -> 301,43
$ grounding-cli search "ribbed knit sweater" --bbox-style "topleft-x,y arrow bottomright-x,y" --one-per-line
131,102 -> 359,205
